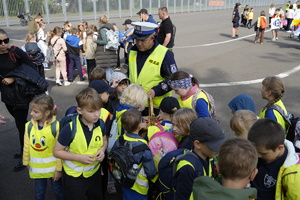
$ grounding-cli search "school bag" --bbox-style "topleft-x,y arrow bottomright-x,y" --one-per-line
108,135 -> 150,188
157,149 -> 203,200
104,28 -> 120,51
192,89 -> 219,123
268,104 -> 300,152
107,113 -> 123,153
46,38 -> 62,62
25,42 -> 45,66
147,125 -> 178,169
260,17 -> 267,29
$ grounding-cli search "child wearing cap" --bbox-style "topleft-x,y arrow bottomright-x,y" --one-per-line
172,108 -> 198,149
173,117 -> 226,200
248,119 -> 300,200
193,138 -> 258,200
147,96 -> 180,140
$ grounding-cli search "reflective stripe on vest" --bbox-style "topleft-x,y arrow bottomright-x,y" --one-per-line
27,121 -> 59,179
178,89 -> 209,111
128,45 -> 172,108
123,134 -> 149,195
30,166 -> 56,174
63,116 -> 103,178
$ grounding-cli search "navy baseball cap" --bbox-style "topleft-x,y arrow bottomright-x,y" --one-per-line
88,80 -> 115,94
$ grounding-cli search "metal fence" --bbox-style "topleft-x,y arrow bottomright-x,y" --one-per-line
1,0 -> 287,26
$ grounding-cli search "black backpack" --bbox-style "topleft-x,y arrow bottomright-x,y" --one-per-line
25,42 -> 45,65
108,135 -> 149,188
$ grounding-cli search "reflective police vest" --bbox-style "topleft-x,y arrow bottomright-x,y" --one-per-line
128,45 -> 172,108
63,116 -> 103,178
123,134 -> 150,195
259,100 -> 288,131
26,120 -> 59,179
175,154 -> 213,200
178,89 -> 210,111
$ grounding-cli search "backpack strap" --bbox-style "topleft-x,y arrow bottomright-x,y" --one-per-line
28,120 -> 58,138
268,104 -> 291,125
156,124 -> 164,132
8,46 -> 20,64
192,88 -> 202,109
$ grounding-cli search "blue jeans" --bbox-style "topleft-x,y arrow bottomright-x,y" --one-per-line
35,178 -> 63,200
68,54 -> 83,80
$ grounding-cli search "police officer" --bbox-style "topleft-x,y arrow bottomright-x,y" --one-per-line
128,22 -> 178,114
232,3 -> 241,38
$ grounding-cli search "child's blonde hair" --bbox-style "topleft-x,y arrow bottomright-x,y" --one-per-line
230,110 -> 258,138
90,24 -> 98,32
172,108 -> 197,136
120,84 -> 148,109
25,33 -> 36,43
99,15 -> 108,24
31,95 -> 58,121
262,76 -> 285,109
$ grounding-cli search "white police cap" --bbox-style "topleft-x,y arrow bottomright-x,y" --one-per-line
132,22 -> 158,39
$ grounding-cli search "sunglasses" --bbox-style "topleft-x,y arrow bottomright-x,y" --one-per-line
0,38 -> 9,45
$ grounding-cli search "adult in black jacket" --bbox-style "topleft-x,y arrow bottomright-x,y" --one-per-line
0,29 -> 43,172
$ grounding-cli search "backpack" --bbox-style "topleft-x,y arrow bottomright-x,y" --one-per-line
157,149 -> 202,200
47,38 -> 62,62
148,125 -> 178,169
108,135 -> 150,188
25,42 -> 45,65
268,104 -> 300,152
192,89 -> 219,123
27,121 -> 58,138
260,17 -> 267,29
107,113 -> 123,153
104,28 -> 120,51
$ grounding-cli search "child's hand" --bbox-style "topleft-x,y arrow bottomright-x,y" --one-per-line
156,114 -> 162,122
53,171 -> 62,181
2,77 -> 15,85
95,150 -> 105,162
77,154 -> 96,164
111,79 -> 121,88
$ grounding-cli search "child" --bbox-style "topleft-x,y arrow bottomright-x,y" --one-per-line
169,71 -> 212,117
271,9 -> 283,41
230,110 -> 258,139
23,95 -> 63,200
228,94 -> 256,114
253,11 -> 267,44
147,96 -> 180,140
112,109 -> 156,200
84,28 -> 97,78
260,76 -> 289,131
49,26 -> 69,86
116,83 -> 148,135
65,27 -> 86,82
246,8 -> 254,28
90,24 -> 98,40
173,117 -> 226,200
53,88 -> 107,200
89,66 -> 106,82
36,22 -> 49,70
248,119 -> 300,199
193,138 -> 258,200
241,5 -> 250,27
172,108 -> 198,149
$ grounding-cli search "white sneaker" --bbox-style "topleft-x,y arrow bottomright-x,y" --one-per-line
56,80 -> 62,86
64,81 -> 70,86
272,38 -> 276,41
276,37 -> 278,40
287,30 -> 292,33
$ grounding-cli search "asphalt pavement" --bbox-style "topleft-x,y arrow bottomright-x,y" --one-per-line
2,4 -> 300,200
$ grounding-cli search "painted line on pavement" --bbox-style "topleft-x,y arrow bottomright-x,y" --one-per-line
201,64 -> 300,88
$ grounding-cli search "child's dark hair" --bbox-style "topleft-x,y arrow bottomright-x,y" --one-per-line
31,95 -> 58,121
218,138 -> 258,180
76,88 -> 103,110
262,76 -> 285,110
260,11 -> 266,16
248,118 -> 285,151
90,67 -> 106,81
71,27 -> 78,35
121,109 -> 141,133
90,24 -> 98,32
169,71 -> 199,87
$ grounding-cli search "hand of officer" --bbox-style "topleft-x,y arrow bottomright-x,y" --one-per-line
2,77 -> 15,85
148,89 -> 155,98
77,154 -> 96,164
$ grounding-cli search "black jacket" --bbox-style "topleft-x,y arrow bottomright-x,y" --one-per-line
3,63 -> 48,107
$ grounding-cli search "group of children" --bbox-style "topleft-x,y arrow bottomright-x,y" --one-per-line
17,62 -> 300,200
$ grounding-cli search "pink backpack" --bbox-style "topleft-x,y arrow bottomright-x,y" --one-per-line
148,125 -> 178,168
